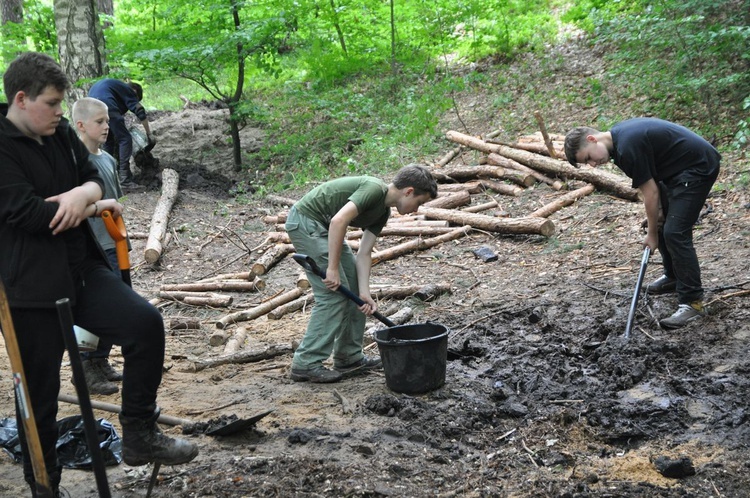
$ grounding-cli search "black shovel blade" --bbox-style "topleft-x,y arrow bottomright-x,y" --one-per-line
205,409 -> 274,436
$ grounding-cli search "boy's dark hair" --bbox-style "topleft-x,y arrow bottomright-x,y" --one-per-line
393,164 -> 438,199
564,126 -> 598,167
3,52 -> 69,104
128,82 -> 143,101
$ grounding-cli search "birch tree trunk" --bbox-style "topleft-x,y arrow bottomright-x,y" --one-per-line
54,0 -> 106,103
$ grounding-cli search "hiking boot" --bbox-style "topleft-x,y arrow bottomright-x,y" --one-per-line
334,355 -> 382,374
74,359 -> 118,395
646,275 -> 677,294
660,302 -> 705,329
92,357 -> 123,381
289,365 -> 342,383
120,409 -> 199,466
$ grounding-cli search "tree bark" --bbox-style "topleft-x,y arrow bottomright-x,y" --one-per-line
463,199 -> 499,213
422,190 -> 472,209
216,287 -> 304,329
419,207 -> 555,237
158,291 -> 234,307
53,0 -> 106,102
486,153 -> 564,190
222,326 -> 248,355
446,130 -> 639,201
371,225 -> 473,265
529,184 -> 595,218
1,0 -> 22,23
267,293 -> 315,320
478,179 -> 524,197
435,146 -> 462,167
145,168 -> 180,264
533,110 -> 557,158
438,180 -> 483,194
160,277 -> 265,293
251,244 -> 295,275
347,225 -> 461,240
187,344 -> 293,372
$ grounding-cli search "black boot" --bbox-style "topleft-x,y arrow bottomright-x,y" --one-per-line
119,409 -> 199,466
118,169 -> 139,188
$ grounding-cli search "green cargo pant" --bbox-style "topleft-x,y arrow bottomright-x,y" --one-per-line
285,206 -> 366,369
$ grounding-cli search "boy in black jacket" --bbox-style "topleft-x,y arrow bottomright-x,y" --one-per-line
0,52 -> 197,497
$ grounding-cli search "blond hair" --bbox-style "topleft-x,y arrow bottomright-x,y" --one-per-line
72,97 -> 108,124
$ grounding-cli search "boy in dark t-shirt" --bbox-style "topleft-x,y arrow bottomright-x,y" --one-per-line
565,118 -> 720,329
286,165 -> 438,383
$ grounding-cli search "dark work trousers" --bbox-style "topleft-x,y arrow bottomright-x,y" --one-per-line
11,262 -> 164,487
81,248 -> 120,360
658,168 -> 719,304
103,111 -> 132,173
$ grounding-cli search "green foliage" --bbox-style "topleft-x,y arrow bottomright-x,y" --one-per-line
734,95 -> 750,150
575,0 -> 750,140
0,0 -> 56,63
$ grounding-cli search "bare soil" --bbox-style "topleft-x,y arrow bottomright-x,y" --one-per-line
2,43 -> 750,498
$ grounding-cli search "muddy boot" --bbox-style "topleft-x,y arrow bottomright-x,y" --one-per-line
118,168 -> 140,189
74,359 -> 118,395
91,357 -> 123,381
120,409 -> 199,466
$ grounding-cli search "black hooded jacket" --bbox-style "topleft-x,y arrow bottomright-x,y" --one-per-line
0,103 -> 105,308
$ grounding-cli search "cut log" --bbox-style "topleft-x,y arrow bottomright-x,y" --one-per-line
486,153 -> 564,190
296,272 -> 310,289
197,271 -> 256,283
169,318 -> 201,330
533,110 -> 558,158
187,343 -> 293,372
263,212 -> 288,224
267,195 -> 297,207
144,168 -> 179,264
347,226 -> 461,240
487,139 -> 564,158
223,326 -> 249,355
530,184 -> 596,218
209,329 -> 230,347
252,244 -> 295,275
371,225 -> 472,265
419,207 -> 555,237
216,287 -> 304,329
478,179 -> 524,197
58,393 -> 193,427
370,282 -> 451,300
438,180 -> 483,194
160,277 -> 265,293
422,190 -> 472,209
435,146 -> 462,167
463,199 -> 499,213
365,307 -> 413,337
387,215 -> 426,223
441,165 -> 505,181
267,293 -> 315,320
158,291 -> 234,307
499,169 -> 536,187
446,130 -> 639,201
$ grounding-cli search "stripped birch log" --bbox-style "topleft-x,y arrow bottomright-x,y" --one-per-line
371,225 -> 472,265
347,225 -> 460,240
486,153 -> 564,190
158,291 -> 233,307
160,277 -> 265,293
366,307 -> 413,337
187,344 -> 293,372
422,190 -> 472,209
438,180 -> 483,193
223,326 -> 249,355
478,179 -> 524,197
419,207 -> 555,237
144,168 -> 179,264
463,199 -> 499,213
216,287 -> 304,329
529,184 -> 595,218
197,271 -> 256,283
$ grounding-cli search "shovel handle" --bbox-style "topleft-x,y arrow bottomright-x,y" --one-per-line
624,247 -> 651,339
101,211 -> 131,285
292,253 -> 396,328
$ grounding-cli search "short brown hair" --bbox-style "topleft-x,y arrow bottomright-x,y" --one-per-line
3,52 -> 69,104
128,82 -> 143,101
393,164 -> 438,199
564,126 -> 599,167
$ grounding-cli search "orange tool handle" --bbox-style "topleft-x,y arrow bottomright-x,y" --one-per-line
100,210 -> 130,271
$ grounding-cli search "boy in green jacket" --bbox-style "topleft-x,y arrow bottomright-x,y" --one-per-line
286,165 -> 438,383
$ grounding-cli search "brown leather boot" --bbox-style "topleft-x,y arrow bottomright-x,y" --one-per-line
120,409 -> 199,466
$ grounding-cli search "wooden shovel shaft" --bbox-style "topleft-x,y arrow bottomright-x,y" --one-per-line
0,278 -> 53,495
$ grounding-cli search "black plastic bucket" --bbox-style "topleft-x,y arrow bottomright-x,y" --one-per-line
373,323 -> 448,394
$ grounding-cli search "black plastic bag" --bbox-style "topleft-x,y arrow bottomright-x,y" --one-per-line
0,416 -> 122,469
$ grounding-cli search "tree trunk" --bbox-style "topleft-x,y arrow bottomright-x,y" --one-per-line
145,168 -> 179,264
422,190 -> 472,209
96,0 -> 112,16
216,287 -> 304,329
53,0 -> 106,103
251,244 -> 295,275
1,0 -> 22,23
419,207 -> 555,237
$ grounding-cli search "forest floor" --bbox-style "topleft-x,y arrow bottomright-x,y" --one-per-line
1,39 -> 749,498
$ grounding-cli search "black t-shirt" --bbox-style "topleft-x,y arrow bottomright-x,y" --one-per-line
611,118 -> 721,188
